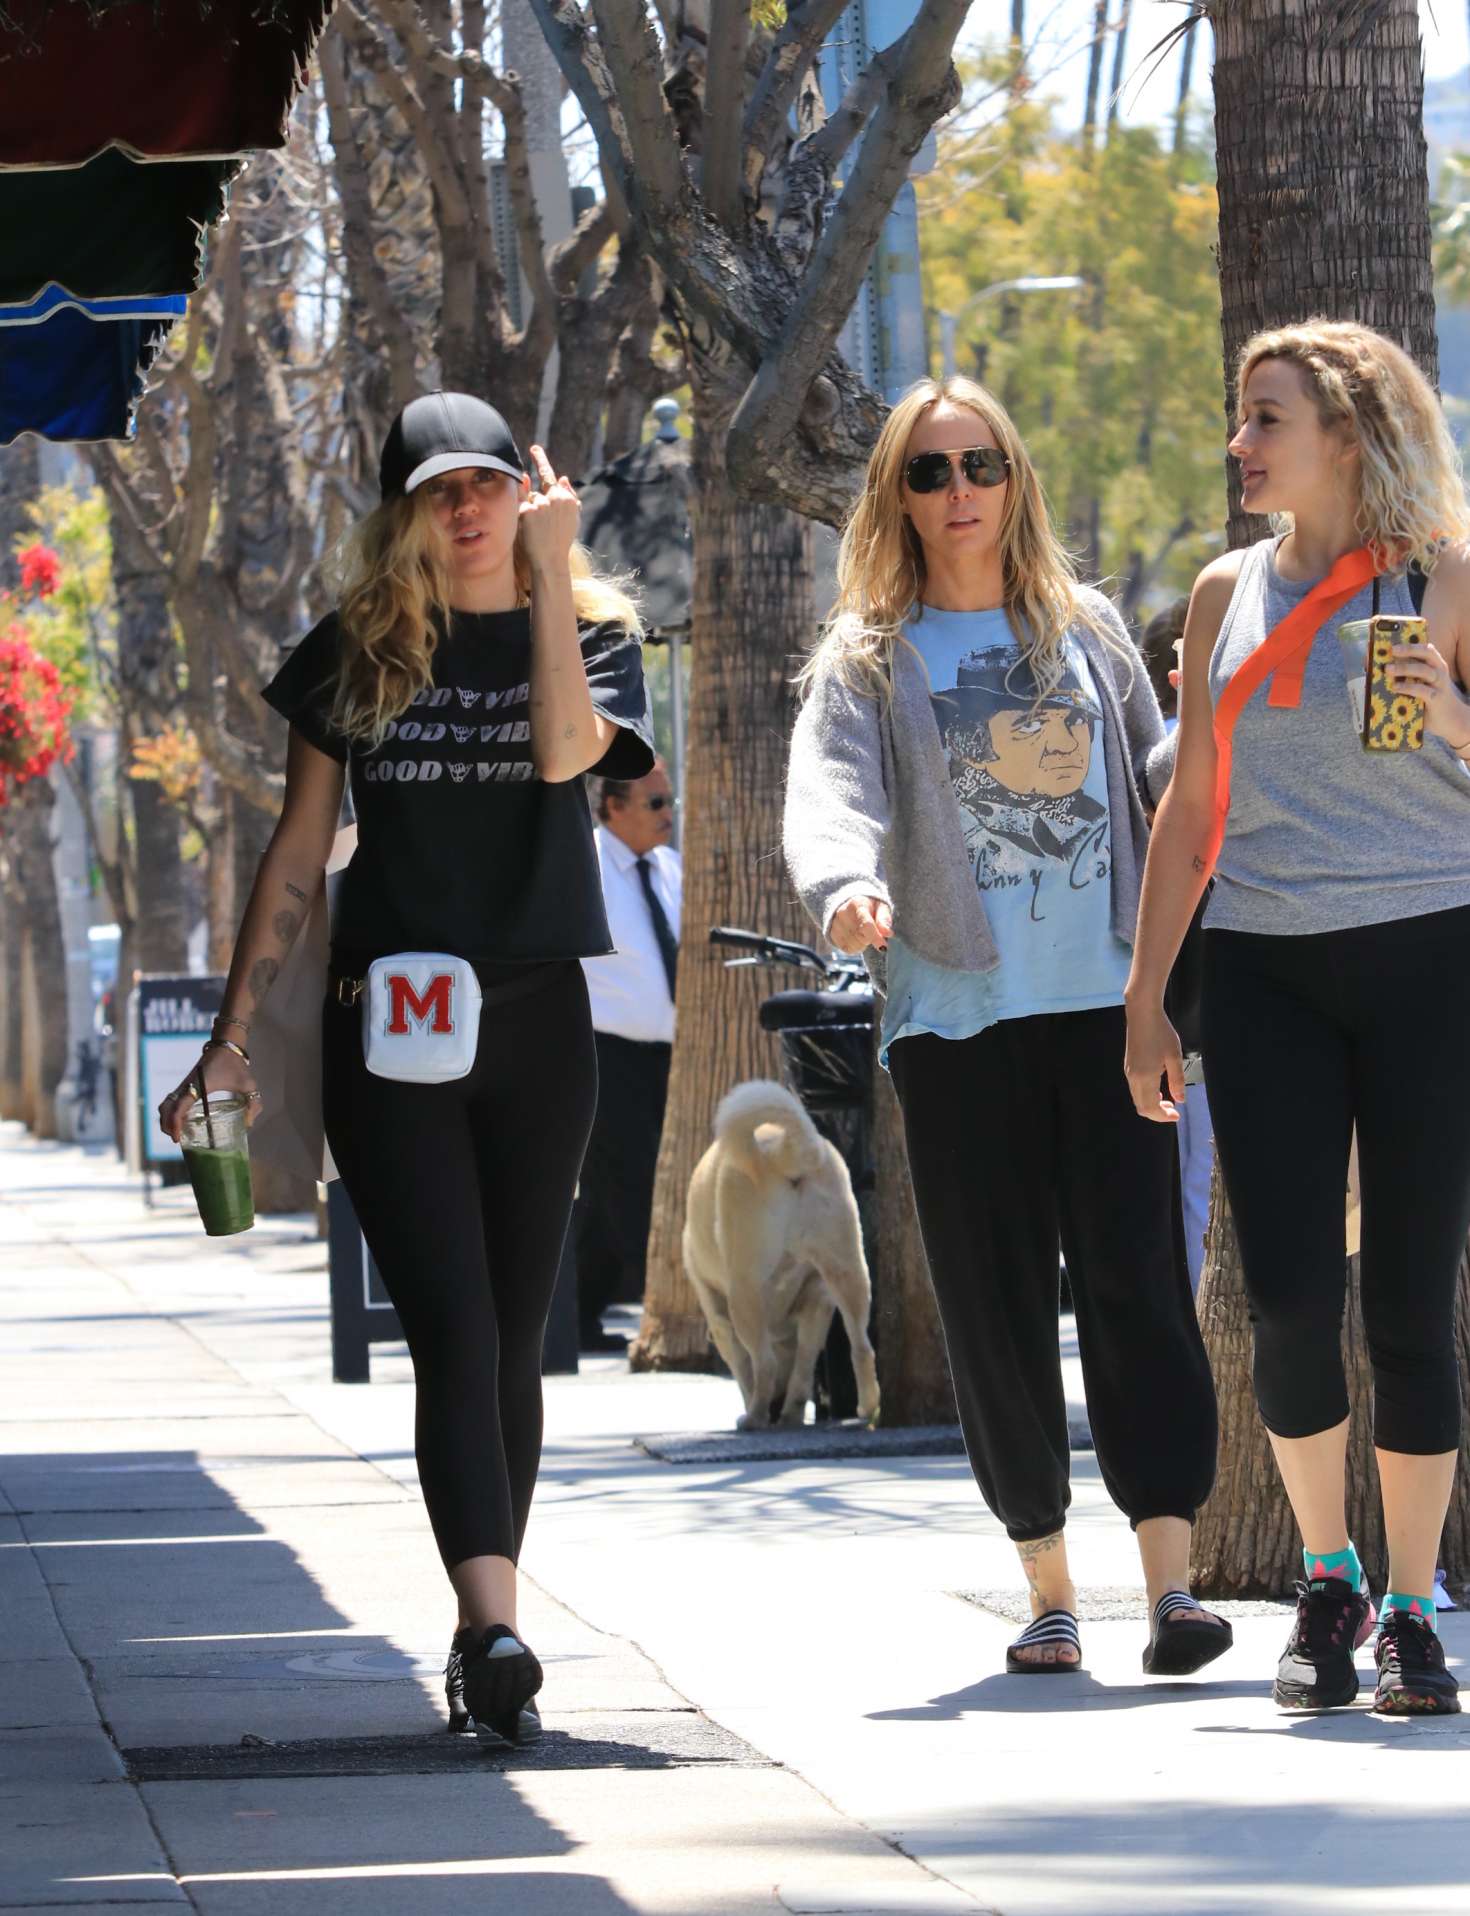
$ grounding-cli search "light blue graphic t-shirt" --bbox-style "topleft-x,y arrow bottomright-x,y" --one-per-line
882,605 -> 1132,1057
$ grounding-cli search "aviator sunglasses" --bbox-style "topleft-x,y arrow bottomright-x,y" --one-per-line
904,446 -> 1010,494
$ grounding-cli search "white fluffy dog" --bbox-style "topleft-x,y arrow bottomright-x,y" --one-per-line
683,1080 -> 880,1431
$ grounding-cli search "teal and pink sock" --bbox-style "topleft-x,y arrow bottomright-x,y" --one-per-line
1303,1541 -> 1363,1592
1381,1591 -> 1437,1633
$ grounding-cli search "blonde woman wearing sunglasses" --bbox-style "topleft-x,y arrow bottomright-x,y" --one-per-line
784,377 -> 1226,1679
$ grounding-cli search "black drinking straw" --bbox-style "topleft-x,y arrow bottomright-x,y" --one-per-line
198,1067 -> 216,1150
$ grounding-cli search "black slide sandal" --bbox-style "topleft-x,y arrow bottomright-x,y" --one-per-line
1142,1589 -> 1234,1676
1006,1608 -> 1083,1673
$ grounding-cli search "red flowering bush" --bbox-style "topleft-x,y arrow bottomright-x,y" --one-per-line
0,624 -> 72,807
18,542 -> 60,600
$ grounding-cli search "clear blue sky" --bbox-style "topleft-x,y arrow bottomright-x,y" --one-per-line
967,0 -> 1468,136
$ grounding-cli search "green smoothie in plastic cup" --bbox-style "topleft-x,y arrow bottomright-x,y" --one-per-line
180,1093 -> 255,1237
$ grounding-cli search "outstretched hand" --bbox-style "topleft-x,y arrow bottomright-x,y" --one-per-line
517,444 -> 580,571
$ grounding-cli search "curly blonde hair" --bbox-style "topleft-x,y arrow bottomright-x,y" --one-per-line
799,376 -> 1111,703
325,487 -> 642,747
1238,320 -> 1470,569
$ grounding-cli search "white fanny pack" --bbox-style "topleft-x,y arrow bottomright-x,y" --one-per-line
362,952 -> 482,1083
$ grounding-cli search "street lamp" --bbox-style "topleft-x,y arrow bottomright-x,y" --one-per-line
937,275 -> 1086,378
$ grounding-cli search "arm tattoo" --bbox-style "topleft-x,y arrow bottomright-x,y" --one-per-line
248,956 -> 280,1004
562,723 -> 578,740
272,909 -> 299,944
284,881 -> 307,902
1191,854 -> 1207,874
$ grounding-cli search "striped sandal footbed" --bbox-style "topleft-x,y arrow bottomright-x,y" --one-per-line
1006,1607 -> 1082,1674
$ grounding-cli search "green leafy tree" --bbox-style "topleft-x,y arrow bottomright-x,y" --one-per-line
921,65 -> 1226,619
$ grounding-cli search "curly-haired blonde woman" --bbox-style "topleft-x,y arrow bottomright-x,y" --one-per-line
158,392 -> 652,1741
785,377 -> 1226,1679
1126,321 -> 1470,1715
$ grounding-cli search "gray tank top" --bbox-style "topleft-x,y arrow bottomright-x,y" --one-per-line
1205,536 -> 1470,935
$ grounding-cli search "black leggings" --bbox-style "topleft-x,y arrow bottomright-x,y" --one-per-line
890,1006 -> 1218,1541
1201,905 -> 1470,1455
322,960 -> 597,1569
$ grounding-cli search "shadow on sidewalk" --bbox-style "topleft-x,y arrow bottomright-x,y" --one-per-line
7,1444 -> 758,1913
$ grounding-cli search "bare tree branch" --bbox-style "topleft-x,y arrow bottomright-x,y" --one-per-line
741,0 -> 848,185
585,0 -> 691,221
550,196 -> 620,295
703,0 -> 752,228
319,27 -> 420,408
727,0 -> 967,495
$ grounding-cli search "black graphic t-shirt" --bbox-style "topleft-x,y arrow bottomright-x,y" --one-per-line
262,608 -> 654,963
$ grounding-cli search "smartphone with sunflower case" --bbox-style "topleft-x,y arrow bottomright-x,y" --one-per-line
1337,614 -> 1426,751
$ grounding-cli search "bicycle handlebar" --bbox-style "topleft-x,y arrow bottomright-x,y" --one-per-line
708,926 -> 825,965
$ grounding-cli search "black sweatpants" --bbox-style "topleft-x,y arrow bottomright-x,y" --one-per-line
1201,904 -> 1470,1455
575,1031 -> 671,1330
322,961 -> 597,1569
890,1005 -> 1218,1541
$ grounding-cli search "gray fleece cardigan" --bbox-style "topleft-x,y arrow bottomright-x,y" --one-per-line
783,589 -> 1167,984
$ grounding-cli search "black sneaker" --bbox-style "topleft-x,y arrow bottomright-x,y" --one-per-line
446,1627 -> 472,1733
1374,1610 -> 1461,1715
1273,1576 -> 1375,1710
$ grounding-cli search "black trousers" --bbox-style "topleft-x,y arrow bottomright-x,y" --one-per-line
890,1006 -> 1218,1541
575,1031 -> 671,1330
322,961 -> 597,1569
1202,905 -> 1470,1455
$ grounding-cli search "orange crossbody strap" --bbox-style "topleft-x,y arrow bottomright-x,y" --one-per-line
1205,545 -> 1378,872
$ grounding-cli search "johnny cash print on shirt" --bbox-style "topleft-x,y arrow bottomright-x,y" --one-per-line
937,640 -> 1111,922
261,606 -> 653,964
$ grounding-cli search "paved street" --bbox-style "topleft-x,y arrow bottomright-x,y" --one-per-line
3,1121 -> 1469,1915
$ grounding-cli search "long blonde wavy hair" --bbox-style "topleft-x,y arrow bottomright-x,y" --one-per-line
325,484 -> 642,746
799,376 -> 1109,703
1238,320 -> 1470,569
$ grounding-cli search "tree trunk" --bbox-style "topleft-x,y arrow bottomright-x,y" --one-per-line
13,780 -> 70,1139
1082,0 -> 1109,155
112,504 -> 184,971
1172,14 -> 1198,156
1191,0 -> 1470,1594
0,884 -> 23,1119
631,386 -> 816,1370
1105,0 -> 1131,137
872,1057 -> 954,1424
1213,0 -> 1436,544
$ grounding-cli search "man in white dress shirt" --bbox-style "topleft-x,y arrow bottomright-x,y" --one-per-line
577,760 -> 681,1350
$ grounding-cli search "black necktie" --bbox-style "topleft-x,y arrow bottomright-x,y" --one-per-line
635,855 -> 678,1003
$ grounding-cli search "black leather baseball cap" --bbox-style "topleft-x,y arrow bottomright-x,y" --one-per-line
379,391 -> 525,499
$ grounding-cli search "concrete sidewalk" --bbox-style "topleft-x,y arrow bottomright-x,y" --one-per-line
3,1124 -> 1469,1916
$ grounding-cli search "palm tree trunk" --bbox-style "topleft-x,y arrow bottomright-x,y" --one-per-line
631,385 -> 816,1371
1192,0 -> 1470,1594
1213,0 -> 1436,545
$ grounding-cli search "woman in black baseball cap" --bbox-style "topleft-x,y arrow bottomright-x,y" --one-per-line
158,392 -> 653,1744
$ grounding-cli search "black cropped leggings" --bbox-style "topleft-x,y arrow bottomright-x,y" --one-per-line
1201,905 -> 1470,1456
322,960 -> 597,1569
890,1006 -> 1218,1542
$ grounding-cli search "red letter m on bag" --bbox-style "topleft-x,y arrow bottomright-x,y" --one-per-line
386,972 -> 455,1034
